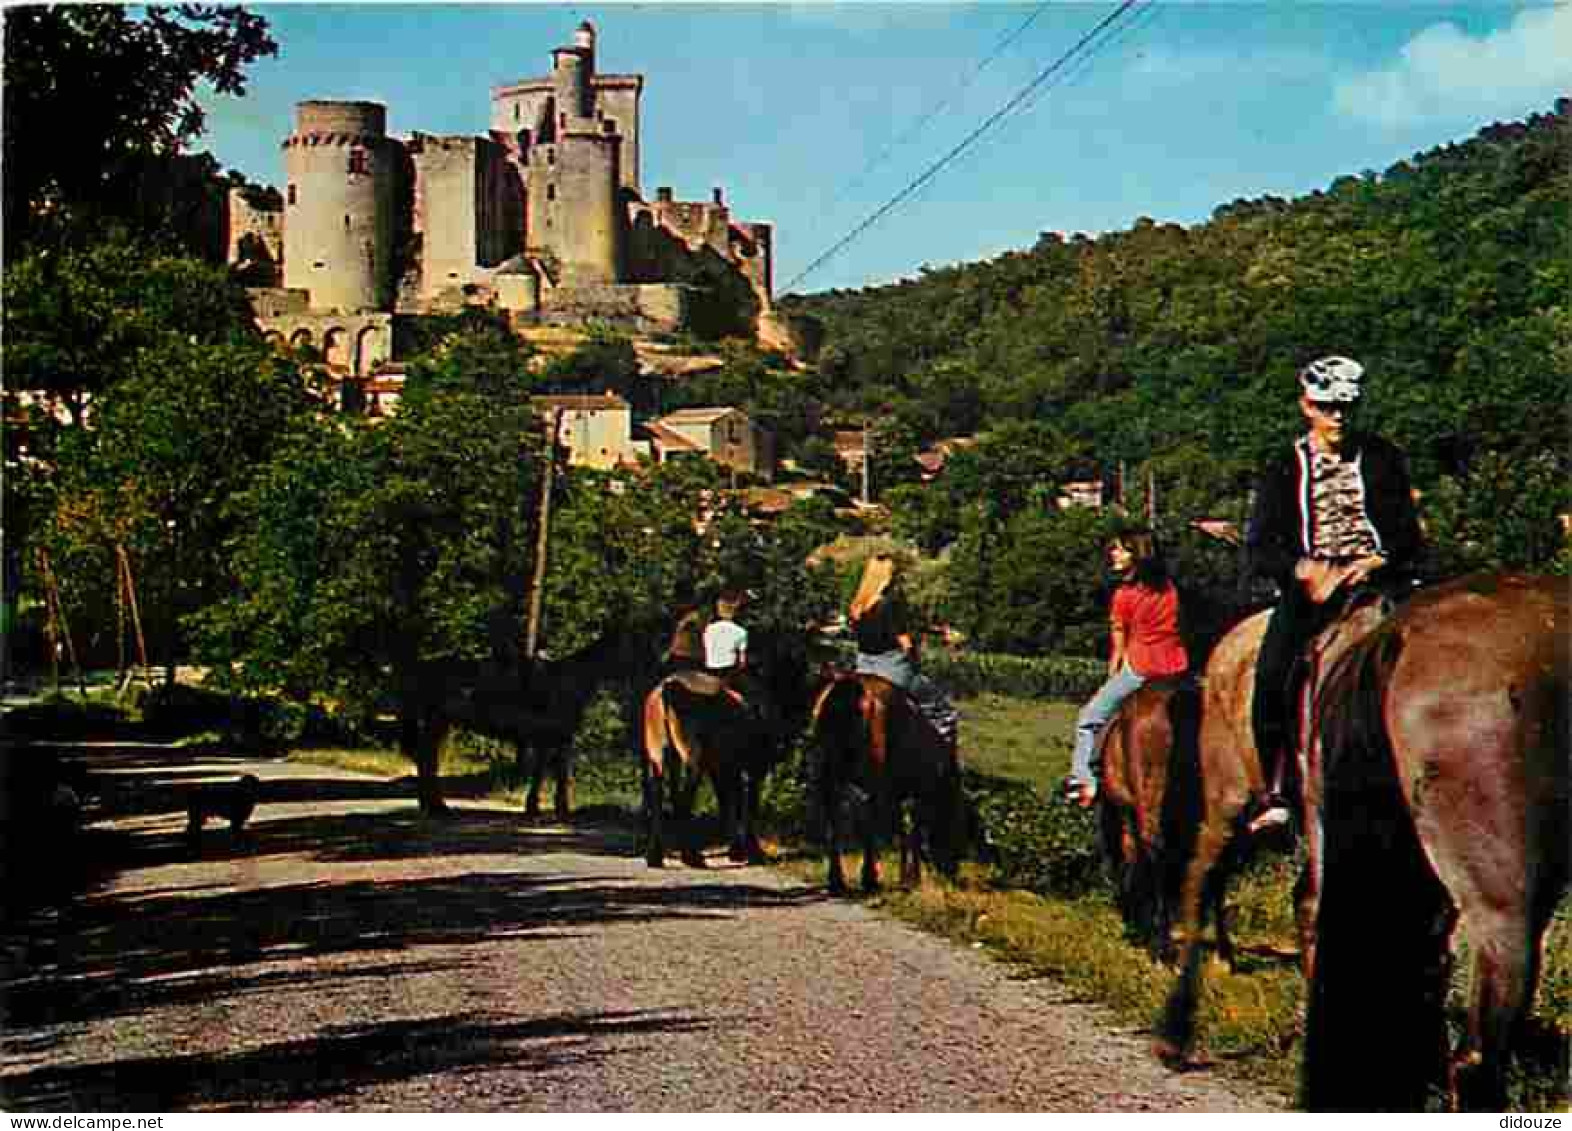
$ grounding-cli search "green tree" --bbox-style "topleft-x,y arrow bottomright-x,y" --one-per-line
3,5 -> 276,249
199,326 -> 544,811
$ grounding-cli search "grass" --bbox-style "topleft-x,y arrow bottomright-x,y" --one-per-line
283,689 -> 1568,1110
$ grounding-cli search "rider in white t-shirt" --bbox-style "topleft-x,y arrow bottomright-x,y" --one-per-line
703,592 -> 749,674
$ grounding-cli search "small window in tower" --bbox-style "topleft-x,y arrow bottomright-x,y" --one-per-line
514,104 -> 520,122
344,215 -> 351,229
547,148 -> 555,166
287,184 -> 297,205
547,184 -> 556,202
348,147 -> 369,176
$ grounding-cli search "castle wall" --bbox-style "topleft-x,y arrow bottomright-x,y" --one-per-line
528,130 -> 622,285
537,282 -> 687,333
410,134 -> 523,301
227,188 -> 284,267
254,310 -> 393,377
283,101 -> 399,313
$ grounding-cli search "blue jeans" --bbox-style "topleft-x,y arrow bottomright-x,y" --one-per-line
1068,664 -> 1148,785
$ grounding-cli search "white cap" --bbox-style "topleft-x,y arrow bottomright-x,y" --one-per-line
1299,356 -> 1364,403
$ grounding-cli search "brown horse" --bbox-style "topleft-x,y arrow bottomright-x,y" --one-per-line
810,670 -> 969,894
1303,573 -> 1569,1111
1153,592 -> 1391,1062
640,670 -> 773,867
1095,679 -> 1204,959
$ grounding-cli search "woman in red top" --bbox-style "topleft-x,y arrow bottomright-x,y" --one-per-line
1062,527 -> 1187,807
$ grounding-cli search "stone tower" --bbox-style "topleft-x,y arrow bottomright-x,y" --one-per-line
282,101 -> 398,312
523,22 -> 622,285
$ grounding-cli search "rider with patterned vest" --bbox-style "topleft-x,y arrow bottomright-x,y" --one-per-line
1244,355 -> 1424,830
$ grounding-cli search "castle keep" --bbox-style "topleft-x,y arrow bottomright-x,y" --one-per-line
237,23 -> 780,376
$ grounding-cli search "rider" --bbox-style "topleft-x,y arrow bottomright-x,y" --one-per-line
1061,526 -> 1188,809
661,595 -> 706,677
1245,355 -> 1424,830
849,554 -> 959,750
703,590 -> 766,720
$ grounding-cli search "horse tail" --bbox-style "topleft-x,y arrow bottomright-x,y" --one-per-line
1303,626 -> 1452,1111
643,679 -> 692,775
1157,684 -> 1204,924
810,675 -> 864,836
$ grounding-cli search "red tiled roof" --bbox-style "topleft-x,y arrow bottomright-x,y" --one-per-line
642,421 -> 704,451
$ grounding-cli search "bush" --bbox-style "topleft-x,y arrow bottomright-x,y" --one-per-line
965,771 -> 1104,897
926,650 -> 1105,701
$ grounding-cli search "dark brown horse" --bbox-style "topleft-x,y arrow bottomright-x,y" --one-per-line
810,670 -> 969,894
640,669 -> 777,867
1304,573 -> 1569,1111
414,621 -> 652,819
1152,594 -> 1390,1062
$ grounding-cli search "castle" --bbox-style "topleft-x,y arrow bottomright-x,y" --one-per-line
233,22 -> 784,378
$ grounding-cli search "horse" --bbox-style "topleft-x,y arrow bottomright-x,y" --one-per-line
1152,589 -> 1392,1063
640,638 -> 810,868
408,619 -> 653,819
1303,573 -> 1569,1111
810,669 -> 969,895
510,626 -> 653,820
1095,678 -> 1204,959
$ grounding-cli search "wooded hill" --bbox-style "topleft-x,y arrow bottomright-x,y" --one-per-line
780,101 -> 1570,519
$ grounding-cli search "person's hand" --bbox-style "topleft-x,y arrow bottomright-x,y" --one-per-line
1343,554 -> 1386,588
1295,558 -> 1344,604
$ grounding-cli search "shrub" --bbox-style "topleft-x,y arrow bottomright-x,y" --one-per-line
965,770 -> 1103,897
926,650 -> 1105,701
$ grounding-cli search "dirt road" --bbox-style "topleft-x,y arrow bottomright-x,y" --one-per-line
1,750 -> 1284,1112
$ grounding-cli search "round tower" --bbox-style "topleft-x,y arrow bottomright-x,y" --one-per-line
573,20 -> 596,57
282,100 -> 397,313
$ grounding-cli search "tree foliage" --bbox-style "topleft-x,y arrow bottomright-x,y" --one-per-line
3,4 -> 276,248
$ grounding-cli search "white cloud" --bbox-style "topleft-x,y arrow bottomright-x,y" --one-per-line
1334,6 -> 1572,128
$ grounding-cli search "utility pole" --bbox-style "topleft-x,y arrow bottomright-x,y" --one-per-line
860,422 -> 871,506
524,409 -> 564,663
1146,466 -> 1157,525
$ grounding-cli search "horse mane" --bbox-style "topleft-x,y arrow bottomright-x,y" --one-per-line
1303,619 -> 1452,1111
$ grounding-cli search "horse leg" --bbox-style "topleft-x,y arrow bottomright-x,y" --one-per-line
900,803 -> 921,888
1453,912 -> 1539,1111
676,764 -> 706,868
642,754 -> 666,868
718,768 -> 748,863
1155,822 -> 1230,1063
861,788 -> 890,893
522,740 -> 545,819
552,746 -> 573,821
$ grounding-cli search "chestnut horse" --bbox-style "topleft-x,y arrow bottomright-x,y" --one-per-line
1152,592 -> 1391,1063
810,670 -> 968,894
1095,679 -> 1205,959
1304,573 -> 1568,1111
640,669 -> 777,868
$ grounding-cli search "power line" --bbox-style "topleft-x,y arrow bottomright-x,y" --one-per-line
824,1 -> 1057,212
783,0 -> 1148,296
952,0 -> 1164,185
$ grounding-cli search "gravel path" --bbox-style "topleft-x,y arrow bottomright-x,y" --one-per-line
1,749 -> 1285,1112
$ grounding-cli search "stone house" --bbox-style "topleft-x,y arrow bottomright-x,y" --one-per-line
531,393 -> 640,470
649,406 -> 774,480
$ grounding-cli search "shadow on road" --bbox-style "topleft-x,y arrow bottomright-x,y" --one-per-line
4,1008 -> 711,1111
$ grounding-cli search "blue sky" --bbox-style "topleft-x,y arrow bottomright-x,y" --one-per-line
196,2 -> 1571,296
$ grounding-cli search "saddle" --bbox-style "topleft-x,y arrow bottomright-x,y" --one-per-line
666,669 -> 728,697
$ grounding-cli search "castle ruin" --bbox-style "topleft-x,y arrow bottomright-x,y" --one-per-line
237,22 -> 784,376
